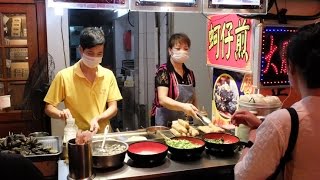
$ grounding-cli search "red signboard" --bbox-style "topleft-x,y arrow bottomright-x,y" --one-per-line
207,14 -> 253,72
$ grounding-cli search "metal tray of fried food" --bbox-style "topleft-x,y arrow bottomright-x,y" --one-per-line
92,129 -> 175,144
25,136 -> 62,158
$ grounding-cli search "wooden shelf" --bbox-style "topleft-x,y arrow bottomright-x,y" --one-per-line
1,45 -> 29,48
0,1 -> 49,137
0,78 -> 27,82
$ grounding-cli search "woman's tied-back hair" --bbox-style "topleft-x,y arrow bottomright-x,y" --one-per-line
287,22 -> 320,88
168,33 -> 191,49
80,27 -> 105,50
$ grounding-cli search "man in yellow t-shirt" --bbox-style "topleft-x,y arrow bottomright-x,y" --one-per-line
44,27 -> 122,133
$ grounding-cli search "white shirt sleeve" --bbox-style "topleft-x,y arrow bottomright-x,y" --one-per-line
234,109 -> 290,180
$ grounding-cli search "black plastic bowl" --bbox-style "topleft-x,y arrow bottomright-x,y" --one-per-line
166,136 -> 205,159
203,132 -> 240,154
127,141 -> 168,164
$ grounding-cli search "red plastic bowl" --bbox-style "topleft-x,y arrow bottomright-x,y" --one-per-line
127,141 -> 168,164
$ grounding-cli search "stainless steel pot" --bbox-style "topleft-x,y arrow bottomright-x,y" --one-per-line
92,139 -> 128,169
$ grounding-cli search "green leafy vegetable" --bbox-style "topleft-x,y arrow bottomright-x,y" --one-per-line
205,138 -> 224,144
166,139 -> 201,149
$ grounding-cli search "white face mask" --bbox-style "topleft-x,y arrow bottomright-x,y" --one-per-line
81,53 -> 102,68
171,49 -> 190,64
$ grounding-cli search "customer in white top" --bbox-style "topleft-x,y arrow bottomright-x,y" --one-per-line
231,22 -> 320,180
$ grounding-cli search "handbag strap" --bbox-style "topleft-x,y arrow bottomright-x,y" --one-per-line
267,107 -> 299,180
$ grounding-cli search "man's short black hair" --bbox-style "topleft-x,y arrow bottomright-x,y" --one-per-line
287,22 -> 320,88
80,27 -> 105,50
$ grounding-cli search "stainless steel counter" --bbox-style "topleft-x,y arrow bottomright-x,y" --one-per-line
59,151 -> 239,180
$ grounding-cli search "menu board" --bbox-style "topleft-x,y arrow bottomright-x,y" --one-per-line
258,25 -> 298,87
212,68 -> 253,127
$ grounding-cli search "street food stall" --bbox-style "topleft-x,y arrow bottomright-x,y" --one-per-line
1,0 -> 318,179
59,129 -> 239,179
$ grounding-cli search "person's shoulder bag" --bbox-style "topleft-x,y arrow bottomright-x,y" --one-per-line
267,107 -> 299,180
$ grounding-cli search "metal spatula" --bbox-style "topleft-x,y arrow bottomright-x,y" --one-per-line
196,112 -> 211,126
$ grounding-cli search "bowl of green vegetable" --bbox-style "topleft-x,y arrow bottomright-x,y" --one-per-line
203,132 -> 240,155
166,136 -> 205,160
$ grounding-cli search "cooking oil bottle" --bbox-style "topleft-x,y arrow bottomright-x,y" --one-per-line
62,116 -> 78,162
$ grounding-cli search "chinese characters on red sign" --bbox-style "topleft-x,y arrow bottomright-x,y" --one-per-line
207,14 -> 253,72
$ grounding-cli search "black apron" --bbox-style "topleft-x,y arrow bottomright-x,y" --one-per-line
155,73 -> 195,126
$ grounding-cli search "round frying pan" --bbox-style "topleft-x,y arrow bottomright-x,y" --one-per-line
127,141 -> 168,164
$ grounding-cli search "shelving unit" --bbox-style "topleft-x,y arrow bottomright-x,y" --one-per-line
0,1 -> 49,137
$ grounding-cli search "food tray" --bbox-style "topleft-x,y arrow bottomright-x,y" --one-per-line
25,136 -> 62,158
92,129 -> 175,144
25,136 -> 62,177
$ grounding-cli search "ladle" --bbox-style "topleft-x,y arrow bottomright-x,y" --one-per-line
100,125 -> 110,152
